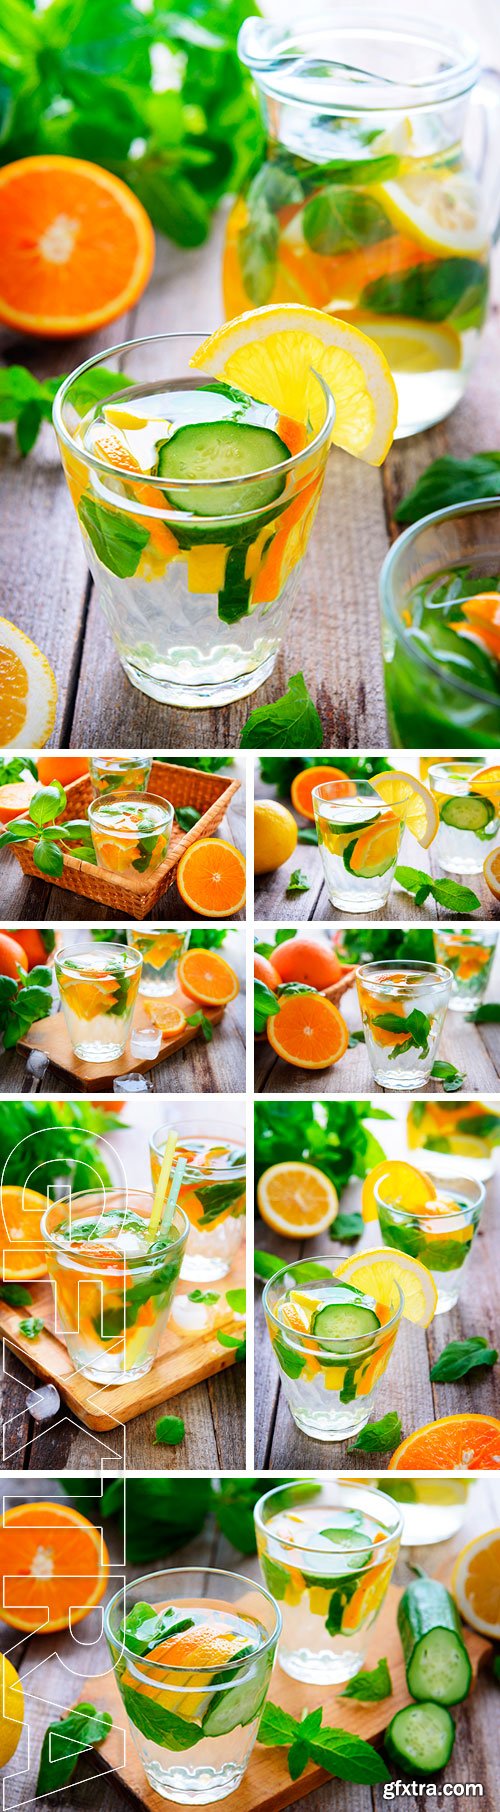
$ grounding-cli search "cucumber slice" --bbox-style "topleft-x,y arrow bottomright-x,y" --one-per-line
312,1302 -> 380,1341
202,1646 -> 270,1736
385,1702 -> 455,1776
158,422 -> 289,517
319,1527 -> 373,1557
398,1574 -> 472,1705
440,793 -> 495,831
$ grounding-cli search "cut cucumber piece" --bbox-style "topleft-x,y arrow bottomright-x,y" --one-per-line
385,1702 -> 455,1776
319,1527 -> 373,1556
158,421 -> 289,517
398,1574 -> 472,1705
312,1302 -> 380,1341
202,1647 -> 270,1736
440,793 -> 495,831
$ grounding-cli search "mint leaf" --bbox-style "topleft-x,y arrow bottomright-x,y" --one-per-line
79,496 -> 149,578
298,825 -> 318,844
176,806 -> 201,832
341,1658 -> 392,1702
395,867 -> 480,914
188,1290 -> 219,1305
308,1727 -> 390,1783
431,1061 -> 465,1092
258,1703 -> 300,1747
273,1333 -> 306,1380
353,1412 -> 402,1453
254,1249 -> 279,1281
395,453 -> 500,525
36,1705 -> 112,1796
0,367 -> 61,456
254,978 -> 281,1034
186,1010 -> 213,1043
470,1003 -> 500,1023
240,673 -> 323,750
374,1007 -> 431,1057
154,1415 -> 185,1445
287,868 -> 310,893
362,258 -> 488,329
120,1683 -> 202,1750
0,1284 -> 33,1307
287,1739 -> 311,1780
430,1337 -> 498,1382
19,1317 -> 44,1340
216,1330 -> 246,1361
226,1288 -> 246,1314
332,1211 -> 363,1242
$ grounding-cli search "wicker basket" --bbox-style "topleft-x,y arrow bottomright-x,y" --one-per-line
12,761 -> 242,918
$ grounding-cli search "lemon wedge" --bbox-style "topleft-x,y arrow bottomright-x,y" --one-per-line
375,770 -> 439,847
0,616 -> 57,747
190,304 -> 398,466
361,1160 -> 435,1224
334,1247 -> 437,1327
373,170 -> 488,258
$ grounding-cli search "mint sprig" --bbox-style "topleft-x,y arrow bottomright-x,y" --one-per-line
36,1705 -> 112,1795
240,673 -> 323,750
257,1701 -> 390,1783
395,867 -> 480,914
341,1657 -> 393,1702
353,1412 -> 403,1453
431,1060 -> 465,1091
430,1337 -> 498,1382
287,868 -> 311,893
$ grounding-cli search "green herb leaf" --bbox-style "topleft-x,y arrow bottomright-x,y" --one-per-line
154,1415 -> 185,1445
32,836 -> 64,879
19,1317 -> 44,1340
188,1289 -> 219,1304
470,1003 -> 500,1023
341,1658 -> 393,1702
29,782 -> 65,829
430,1061 -> 465,1091
36,1705 -> 113,1796
254,1249 -> 280,1281
287,868 -> 310,893
240,673 -> 323,750
120,1683 -> 202,1751
176,806 -> 202,831
0,1283 -> 32,1307
0,367 -> 61,455
353,1412 -> 403,1453
395,867 -> 480,914
430,1337 -> 498,1382
273,1333 -> 306,1380
373,1007 -> 431,1057
395,453 -> 500,525
332,1211 -> 364,1242
257,1702 -> 390,1784
254,978 -> 281,1034
216,1330 -> 246,1361
304,186 -> 392,255
362,258 -> 488,328
79,496 -> 149,578
186,1009 -> 213,1043
226,1287 -> 246,1314
298,825 -> 318,844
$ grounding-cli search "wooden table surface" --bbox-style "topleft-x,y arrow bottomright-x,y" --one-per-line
0,777 -> 246,922
254,1150 -> 500,1471
0,927 -> 247,1094
255,943 -> 500,1092
1,1474 -> 499,1812
254,772 -> 500,922
2,0 -> 500,751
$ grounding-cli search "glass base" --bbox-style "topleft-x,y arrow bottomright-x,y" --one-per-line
144,1763 -> 245,1804
73,1039 -> 127,1061
371,1069 -> 430,1091
139,979 -> 177,998
71,1354 -> 155,1385
181,1252 -> 231,1282
438,858 -> 483,876
121,650 -> 276,709
434,1287 -> 460,1314
279,1645 -> 364,1685
288,1402 -> 371,1441
326,888 -> 391,913
448,998 -> 484,1013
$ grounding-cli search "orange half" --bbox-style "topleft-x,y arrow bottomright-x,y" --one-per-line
176,840 -> 246,918
268,991 -> 349,1069
388,1414 -> 500,1471
0,1501 -> 109,1631
1,1186 -> 49,1280
177,948 -> 239,1006
0,156 -> 154,337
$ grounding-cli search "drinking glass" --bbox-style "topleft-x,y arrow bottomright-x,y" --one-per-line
88,792 -> 174,882
428,760 -> 499,874
150,1116 -> 246,1281
42,1189 -> 188,1384
407,1097 -> 500,1182
313,777 -> 405,911
127,928 -> 189,997
374,1171 -> 485,1312
55,941 -> 142,1060
433,927 -> 497,1012
356,960 -> 452,1088
254,1479 -> 402,1683
380,500 -> 500,745
263,1256 -> 403,1440
89,755 -> 153,795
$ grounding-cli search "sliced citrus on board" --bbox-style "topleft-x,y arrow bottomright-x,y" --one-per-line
388,1415 -> 500,1472
267,991 -> 349,1070
257,1161 -> 338,1237
334,1247 -> 437,1326
0,1186 -> 49,1280
0,156 -> 154,337
177,948 -> 239,1006
191,304 -> 398,465
290,764 -> 350,819
254,801 -> 298,874
483,848 -> 500,900
361,1160 -> 435,1223
0,617 -> 57,748
373,169 -> 488,257
176,840 -> 246,917
144,1001 -> 187,1036
0,1501 -> 109,1630
451,1529 -> 500,1636
375,771 -> 438,847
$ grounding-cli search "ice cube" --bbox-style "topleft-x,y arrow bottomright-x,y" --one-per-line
26,1384 -> 60,1422
113,1074 -> 151,1093
130,1027 -> 163,1058
26,1050 -> 50,1080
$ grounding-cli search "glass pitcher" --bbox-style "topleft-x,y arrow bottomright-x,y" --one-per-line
225,12 -> 500,438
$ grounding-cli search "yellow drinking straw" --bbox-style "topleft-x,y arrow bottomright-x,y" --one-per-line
148,1130 -> 177,1242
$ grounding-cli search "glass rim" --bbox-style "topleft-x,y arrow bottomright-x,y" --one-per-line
150,1128 -> 246,1174
434,926 -> 497,946
238,10 -> 480,111
263,1257 -> 403,1347
41,1188 -> 189,1261
427,759 -> 489,790
379,497 -> 500,710
312,778 -> 379,801
55,940 -> 142,973
89,753 -> 153,770
373,1172 -> 485,1219
356,959 -> 453,996
253,1477 -> 404,1550
104,1563 -> 282,1668
88,791 -> 174,836
52,331 -> 336,501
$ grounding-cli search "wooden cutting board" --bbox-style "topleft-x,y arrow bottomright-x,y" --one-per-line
85,1579 -> 490,1811
17,987 -> 225,1088
0,1246 -> 245,1430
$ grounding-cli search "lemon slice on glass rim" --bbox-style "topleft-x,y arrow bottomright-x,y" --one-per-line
375,770 -> 439,847
334,1246 -> 438,1326
190,304 -> 398,466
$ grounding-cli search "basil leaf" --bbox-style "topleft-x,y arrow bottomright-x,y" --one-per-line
32,837 -> 64,879
286,868 -> 310,893
154,1415 -> 185,1445
303,186 -> 392,255
36,1705 -> 112,1795
430,1337 -> 498,1382
176,805 -> 201,831
29,782 -> 65,829
254,979 -> 281,1034
362,257 -> 489,327
241,672 -> 323,750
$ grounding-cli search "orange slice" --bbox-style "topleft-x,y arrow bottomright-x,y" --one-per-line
267,992 -> 349,1069
348,814 -> 401,879
290,765 -> 352,820
388,1414 -> 500,1471
483,848 -> 500,900
176,840 -> 246,917
451,1529 -> 500,1637
0,1501 -> 109,1630
0,156 -> 154,336
361,1160 -> 435,1223
257,1160 -> 338,1237
177,948 -> 239,1006
1,1186 -> 49,1280
144,1002 -> 187,1036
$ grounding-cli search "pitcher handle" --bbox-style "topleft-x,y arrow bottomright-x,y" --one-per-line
470,69 -> 500,243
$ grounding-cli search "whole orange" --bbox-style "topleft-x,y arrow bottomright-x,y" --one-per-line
37,755 -> 89,786
271,937 -> 344,991
254,953 -> 281,991
0,933 -> 27,980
